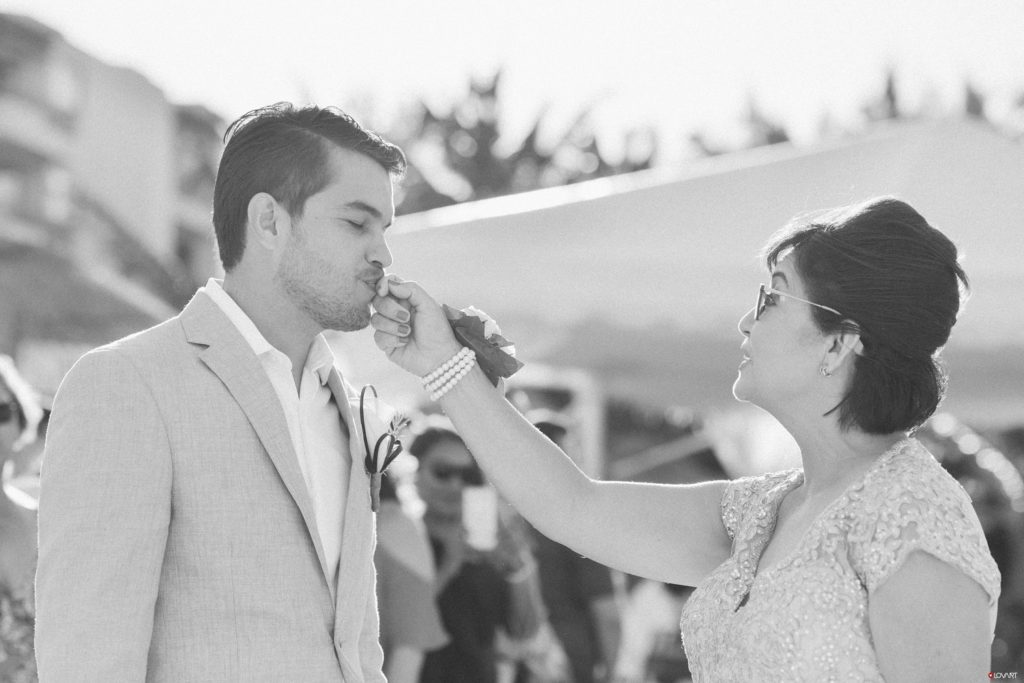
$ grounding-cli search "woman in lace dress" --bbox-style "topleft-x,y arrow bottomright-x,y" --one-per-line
0,356 -> 44,683
370,197 -> 1001,681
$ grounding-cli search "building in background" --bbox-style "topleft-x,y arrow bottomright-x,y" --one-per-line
0,12 -> 223,395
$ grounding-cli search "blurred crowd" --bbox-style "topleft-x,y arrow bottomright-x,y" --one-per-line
2,352 -> 1023,682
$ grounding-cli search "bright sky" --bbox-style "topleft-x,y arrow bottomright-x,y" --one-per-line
5,0 -> 1024,163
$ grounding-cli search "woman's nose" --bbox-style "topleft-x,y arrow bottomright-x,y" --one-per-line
737,307 -> 754,336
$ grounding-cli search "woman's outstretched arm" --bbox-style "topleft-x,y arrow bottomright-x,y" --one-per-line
372,278 -> 732,587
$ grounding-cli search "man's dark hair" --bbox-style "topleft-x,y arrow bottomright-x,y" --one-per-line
212,102 -> 407,271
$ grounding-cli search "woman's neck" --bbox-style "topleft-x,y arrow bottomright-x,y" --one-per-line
787,422 -> 906,497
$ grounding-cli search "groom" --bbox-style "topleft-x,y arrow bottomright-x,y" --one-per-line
35,103 -> 405,682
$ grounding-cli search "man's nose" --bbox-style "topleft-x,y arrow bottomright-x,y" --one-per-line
369,233 -> 393,270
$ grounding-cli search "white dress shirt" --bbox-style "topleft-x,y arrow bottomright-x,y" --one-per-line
204,279 -> 349,589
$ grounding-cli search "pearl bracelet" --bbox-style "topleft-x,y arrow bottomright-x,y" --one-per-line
422,348 -> 477,400
428,359 -> 475,401
422,347 -> 473,386
426,354 -> 475,399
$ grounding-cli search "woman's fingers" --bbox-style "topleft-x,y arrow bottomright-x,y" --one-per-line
372,275 -> 428,328
370,273 -> 463,375
372,294 -> 411,324
375,273 -> 405,298
373,329 -> 407,350
370,311 -> 411,339
378,277 -> 438,313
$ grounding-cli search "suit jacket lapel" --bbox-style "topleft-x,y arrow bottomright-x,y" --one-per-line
327,369 -> 375,633
179,292 -> 335,595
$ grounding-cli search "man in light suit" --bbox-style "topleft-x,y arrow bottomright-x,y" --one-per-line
36,103 -> 408,682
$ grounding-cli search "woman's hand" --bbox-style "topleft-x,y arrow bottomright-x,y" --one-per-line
371,275 -> 463,377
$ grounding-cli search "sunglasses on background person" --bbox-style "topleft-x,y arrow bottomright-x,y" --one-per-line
428,463 -> 485,486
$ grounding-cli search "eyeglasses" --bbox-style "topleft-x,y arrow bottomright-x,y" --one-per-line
0,400 -> 19,426
429,463 -> 484,486
755,284 -> 843,321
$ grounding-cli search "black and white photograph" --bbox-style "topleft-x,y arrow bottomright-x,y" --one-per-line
2,1 -> 1023,681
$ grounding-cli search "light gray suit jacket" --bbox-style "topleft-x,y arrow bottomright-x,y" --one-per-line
36,290 -> 385,682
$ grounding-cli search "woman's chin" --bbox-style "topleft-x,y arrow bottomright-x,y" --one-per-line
732,373 -> 752,403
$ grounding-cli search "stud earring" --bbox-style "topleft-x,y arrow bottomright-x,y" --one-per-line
819,364 -> 832,377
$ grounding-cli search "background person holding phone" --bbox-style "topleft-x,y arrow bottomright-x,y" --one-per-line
408,419 -> 545,683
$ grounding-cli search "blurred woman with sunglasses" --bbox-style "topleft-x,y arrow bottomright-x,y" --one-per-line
371,197 -> 1001,681
406,420 -> 553,683
1,355 -> 44,682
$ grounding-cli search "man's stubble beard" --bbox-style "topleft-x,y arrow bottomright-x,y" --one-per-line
275,238 -> 370,332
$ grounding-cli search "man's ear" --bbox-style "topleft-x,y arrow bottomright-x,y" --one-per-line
246,193 -> 284,250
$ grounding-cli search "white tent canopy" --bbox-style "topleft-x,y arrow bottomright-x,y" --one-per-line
333,119 -> 1024,427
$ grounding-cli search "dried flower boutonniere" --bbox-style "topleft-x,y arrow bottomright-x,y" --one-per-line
359,385 -> 410,512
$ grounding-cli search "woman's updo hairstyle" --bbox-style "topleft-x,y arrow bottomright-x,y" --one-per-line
762,197 -> 969,434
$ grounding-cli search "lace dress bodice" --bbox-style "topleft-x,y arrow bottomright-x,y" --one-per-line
679,438 -> 1000,682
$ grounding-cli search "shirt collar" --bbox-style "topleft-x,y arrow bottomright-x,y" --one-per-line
203,278 -> 275,358
308,333 -> 337,387
202,278 -> 336,385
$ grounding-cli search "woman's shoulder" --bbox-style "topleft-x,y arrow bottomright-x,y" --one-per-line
854,438 -> 973,515
848,439 -> 1000,601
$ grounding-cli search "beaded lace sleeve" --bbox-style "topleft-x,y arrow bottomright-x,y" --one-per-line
848,447 -> 1001,611
720,476 -> 761,540
720,470 -> 797,541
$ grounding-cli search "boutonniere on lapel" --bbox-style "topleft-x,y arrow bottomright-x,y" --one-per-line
358,385 -> 410,512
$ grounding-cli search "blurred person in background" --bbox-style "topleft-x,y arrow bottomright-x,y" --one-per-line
36,103 -> 406,682
0,355 -> 44,683
612,581 -> 692,683
530,414 -> 621,683
493,506 -> 573,683
371,197 -> 1001,681
375,472 -> 449,683
407,420 -> 546,683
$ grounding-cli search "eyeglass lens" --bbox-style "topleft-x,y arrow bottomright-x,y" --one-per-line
755,284 -> 767,320
431,464 -> 484,485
